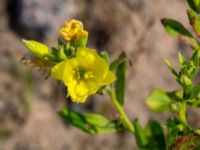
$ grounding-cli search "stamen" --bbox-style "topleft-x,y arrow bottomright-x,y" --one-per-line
75,67 -> 94,80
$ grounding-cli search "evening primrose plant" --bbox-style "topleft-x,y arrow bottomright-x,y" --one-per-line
21,1 -> 200,148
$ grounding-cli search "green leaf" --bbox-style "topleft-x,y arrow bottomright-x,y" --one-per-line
161,18 -> 192,37
58,108 -> 124,134
161,18 -> 199,50
146,89 -> 172,112
190,82 -> 200,99
187,61 -> 198,79
100,51 -> 110,64
166,118 -> 185,147
83,113 -> 110,126
178,52 -> 196,80
66,44 -> 75,58
191,50 -> 200,68
164,59 -> 179,81
115,60 -> 127,105
178,52 -> 187,69
187,0 -> 196,11
187,0 -> 200,13
50,47 -> 67,61
57,38 -> 75,59
167,90 -> 183,101
145,120 -> 166,150
178,51 -> 199,81
193,0 -> 200,13
133,119 -> 148,148
188,9 -> 200,38
110,51 -> 127,71
183,50 -> 200,79
22,39 -> 51,57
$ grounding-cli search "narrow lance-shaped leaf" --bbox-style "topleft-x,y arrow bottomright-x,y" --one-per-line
178,51 -> 200,80
115,60 -> 127,106
185,50 -> 200,79
188,9 -> 200,38
161,18 -> 192,37
194,0 -> 200,13
187,0 -> 196,11
191,50 -> 200,68
100,51 -> 110,64
110,51 -> 127,71
164,59 -> 180,83
58,108 -> 124,134
189,82 -> 200,99
187,0 -> 200,13
133,119 -> 148,148
178,52 -> 197,79
161,18 -> 199,50
145,120 -> 166,150
178,52 -> 187,69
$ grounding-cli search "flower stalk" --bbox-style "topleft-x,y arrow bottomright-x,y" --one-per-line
108,90 -> 135,133
178,101 -> 187,125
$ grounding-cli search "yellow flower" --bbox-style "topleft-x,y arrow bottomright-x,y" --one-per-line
51,48 -> 116,103
60,19 -> 88,42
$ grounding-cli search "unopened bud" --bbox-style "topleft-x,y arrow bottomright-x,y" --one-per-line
23,39 -> 51,58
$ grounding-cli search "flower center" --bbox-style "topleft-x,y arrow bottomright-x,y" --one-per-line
76,67 -> 94,80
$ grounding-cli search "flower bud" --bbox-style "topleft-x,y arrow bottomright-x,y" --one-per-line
60,19 -> 88,48
23,39 -> 51,58
60,19 -> 83,41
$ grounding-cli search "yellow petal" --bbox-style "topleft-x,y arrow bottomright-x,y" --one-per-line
76,47 -> 97,57
85,80 -> 100,94
76,48 -> 108,81
67,58 -> 78,69
91,56 -> 108,81
65,19 -> 83,29
76,48 -> 97,66
68,80 -> 87,103
51,61 -> 66,80
62,59 -> 78,85
102,71 -> 116,85
51,60 -> 75,85
75,81 -> 89,98
60,29 -> 71,41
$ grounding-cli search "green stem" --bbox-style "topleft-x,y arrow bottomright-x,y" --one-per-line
179,102 -> 187,124
108,90 -> 135,133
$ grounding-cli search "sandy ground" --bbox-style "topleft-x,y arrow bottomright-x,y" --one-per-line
0,0 -> 198,149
